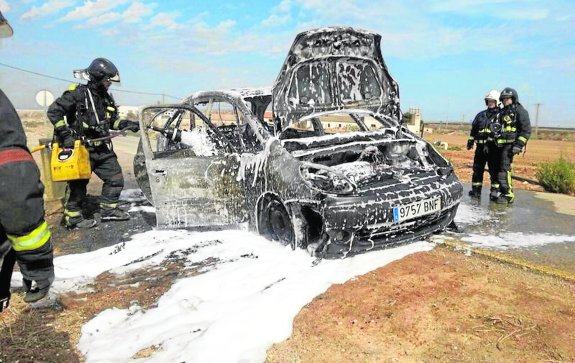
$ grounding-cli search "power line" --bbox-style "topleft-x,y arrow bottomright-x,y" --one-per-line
0,61 -> 182,100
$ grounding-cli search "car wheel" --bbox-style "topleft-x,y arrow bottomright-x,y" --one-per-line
259,197 -> 294,248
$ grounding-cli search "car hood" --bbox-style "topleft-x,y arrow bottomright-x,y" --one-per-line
272,27 -> 401,130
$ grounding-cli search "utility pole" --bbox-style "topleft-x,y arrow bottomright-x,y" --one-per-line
534,103 -> 542,139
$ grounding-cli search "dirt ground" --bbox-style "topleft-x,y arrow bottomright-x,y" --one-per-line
1,116 -> 574,362
424,131 -> 575,194
266,247 -> 575,363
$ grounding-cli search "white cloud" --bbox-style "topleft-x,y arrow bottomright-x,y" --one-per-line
429,0 -> 508,13
60,0 -> 129,22
261,12 -> 290,27
0,0 -> 11,13
122,1 -> 156,24
261,0 -> 292,27
430,0 -> 549,20
20,0 -> 72,21
149,12 -> 182,30
515,55 -> 575,73
85,12 -> 121,26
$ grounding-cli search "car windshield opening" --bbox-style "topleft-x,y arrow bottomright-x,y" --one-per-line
279,112 -> 390,140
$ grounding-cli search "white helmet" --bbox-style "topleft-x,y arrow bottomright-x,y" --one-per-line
484,89 -> 500,106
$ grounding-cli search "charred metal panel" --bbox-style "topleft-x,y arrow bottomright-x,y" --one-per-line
273,27 -> 400,129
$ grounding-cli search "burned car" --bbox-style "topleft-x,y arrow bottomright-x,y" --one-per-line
135,27 -> 463,258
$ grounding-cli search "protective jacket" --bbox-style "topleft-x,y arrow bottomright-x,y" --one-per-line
0,89 -> 28,151
47,82 -> 135,227
497,102 -> 531,147
468,107 -> 499,145
47,82 -> 126,145
0,89 -> 54,311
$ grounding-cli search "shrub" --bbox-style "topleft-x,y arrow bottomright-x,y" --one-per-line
535,156 -> 575,194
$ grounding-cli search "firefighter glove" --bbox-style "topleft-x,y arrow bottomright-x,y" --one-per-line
466,139 -> 474,150
511,144 -> 523,155
57,128 -> 76,149
119,120 -> 140,133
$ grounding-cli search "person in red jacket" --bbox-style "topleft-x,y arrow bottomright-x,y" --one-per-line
1,10 -> 54,312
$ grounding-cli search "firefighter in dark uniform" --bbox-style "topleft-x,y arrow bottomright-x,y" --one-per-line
47,58 -> 139,229
495,87 -> 531,204
1,10 -> 54,311
467,90 -> 501,200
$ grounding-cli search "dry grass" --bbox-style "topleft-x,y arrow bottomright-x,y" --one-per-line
0,256 -> 215,362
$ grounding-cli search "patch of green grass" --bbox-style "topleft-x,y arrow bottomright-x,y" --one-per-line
536,156 -> 575,194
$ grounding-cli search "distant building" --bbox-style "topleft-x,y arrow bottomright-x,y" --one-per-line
404,108 -> 423,135
118,105 -> 140,119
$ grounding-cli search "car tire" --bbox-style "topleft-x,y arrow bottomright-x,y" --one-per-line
258,196 -> 295,248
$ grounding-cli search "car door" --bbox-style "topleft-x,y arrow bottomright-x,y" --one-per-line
139,104 -> 245,229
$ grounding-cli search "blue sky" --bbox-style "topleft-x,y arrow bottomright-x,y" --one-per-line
1,0 -> 574,127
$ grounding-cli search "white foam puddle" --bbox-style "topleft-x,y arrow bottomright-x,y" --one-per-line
12,229 -> 431,362
462,232 -> 575,250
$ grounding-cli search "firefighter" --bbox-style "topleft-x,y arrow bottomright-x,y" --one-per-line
1,10 -> 54,311
467,90 -> 501,200
47,58 -> 140,229
495,87 -> 531,204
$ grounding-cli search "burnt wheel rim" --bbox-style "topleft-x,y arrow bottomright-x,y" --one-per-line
267,200 -> 293,245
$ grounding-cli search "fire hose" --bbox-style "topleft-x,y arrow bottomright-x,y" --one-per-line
30,129 -> 129,153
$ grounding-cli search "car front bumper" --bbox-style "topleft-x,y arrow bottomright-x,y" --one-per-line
316,176 -> 463,258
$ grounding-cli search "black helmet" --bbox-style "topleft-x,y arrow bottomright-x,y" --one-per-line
499,87 -> 518,103
0,10 -> 14,38
86,58 -> 120,83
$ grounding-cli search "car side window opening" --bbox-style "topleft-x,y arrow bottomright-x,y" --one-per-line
143,108 -> 213,158
195,98 -> 266,153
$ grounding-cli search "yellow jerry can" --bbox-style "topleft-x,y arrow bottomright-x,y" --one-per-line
51,140 -> 91,181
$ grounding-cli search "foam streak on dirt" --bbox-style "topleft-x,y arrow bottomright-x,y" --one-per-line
12,229 -> 430,362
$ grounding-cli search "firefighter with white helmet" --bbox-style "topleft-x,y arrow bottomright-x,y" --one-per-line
467,89 -> 501,200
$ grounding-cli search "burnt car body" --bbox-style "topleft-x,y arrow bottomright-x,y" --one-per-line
135,27 -> 463,258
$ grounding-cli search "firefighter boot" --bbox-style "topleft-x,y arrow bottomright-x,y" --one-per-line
101,207 -> 130,222
64,217 -> 97,230
63,209 -> 97,230
22,277 -> 53,303
489,187 -> 500,201
496,194 -> 515,205
468,186 -> 482,199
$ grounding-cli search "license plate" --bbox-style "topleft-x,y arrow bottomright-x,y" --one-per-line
393,197 -> 441,223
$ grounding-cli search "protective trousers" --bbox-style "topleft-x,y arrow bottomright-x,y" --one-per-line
0,148 -> 54,307
471,142 -> 500,190
63,144 -> 124,225
497,144 -> 515,199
